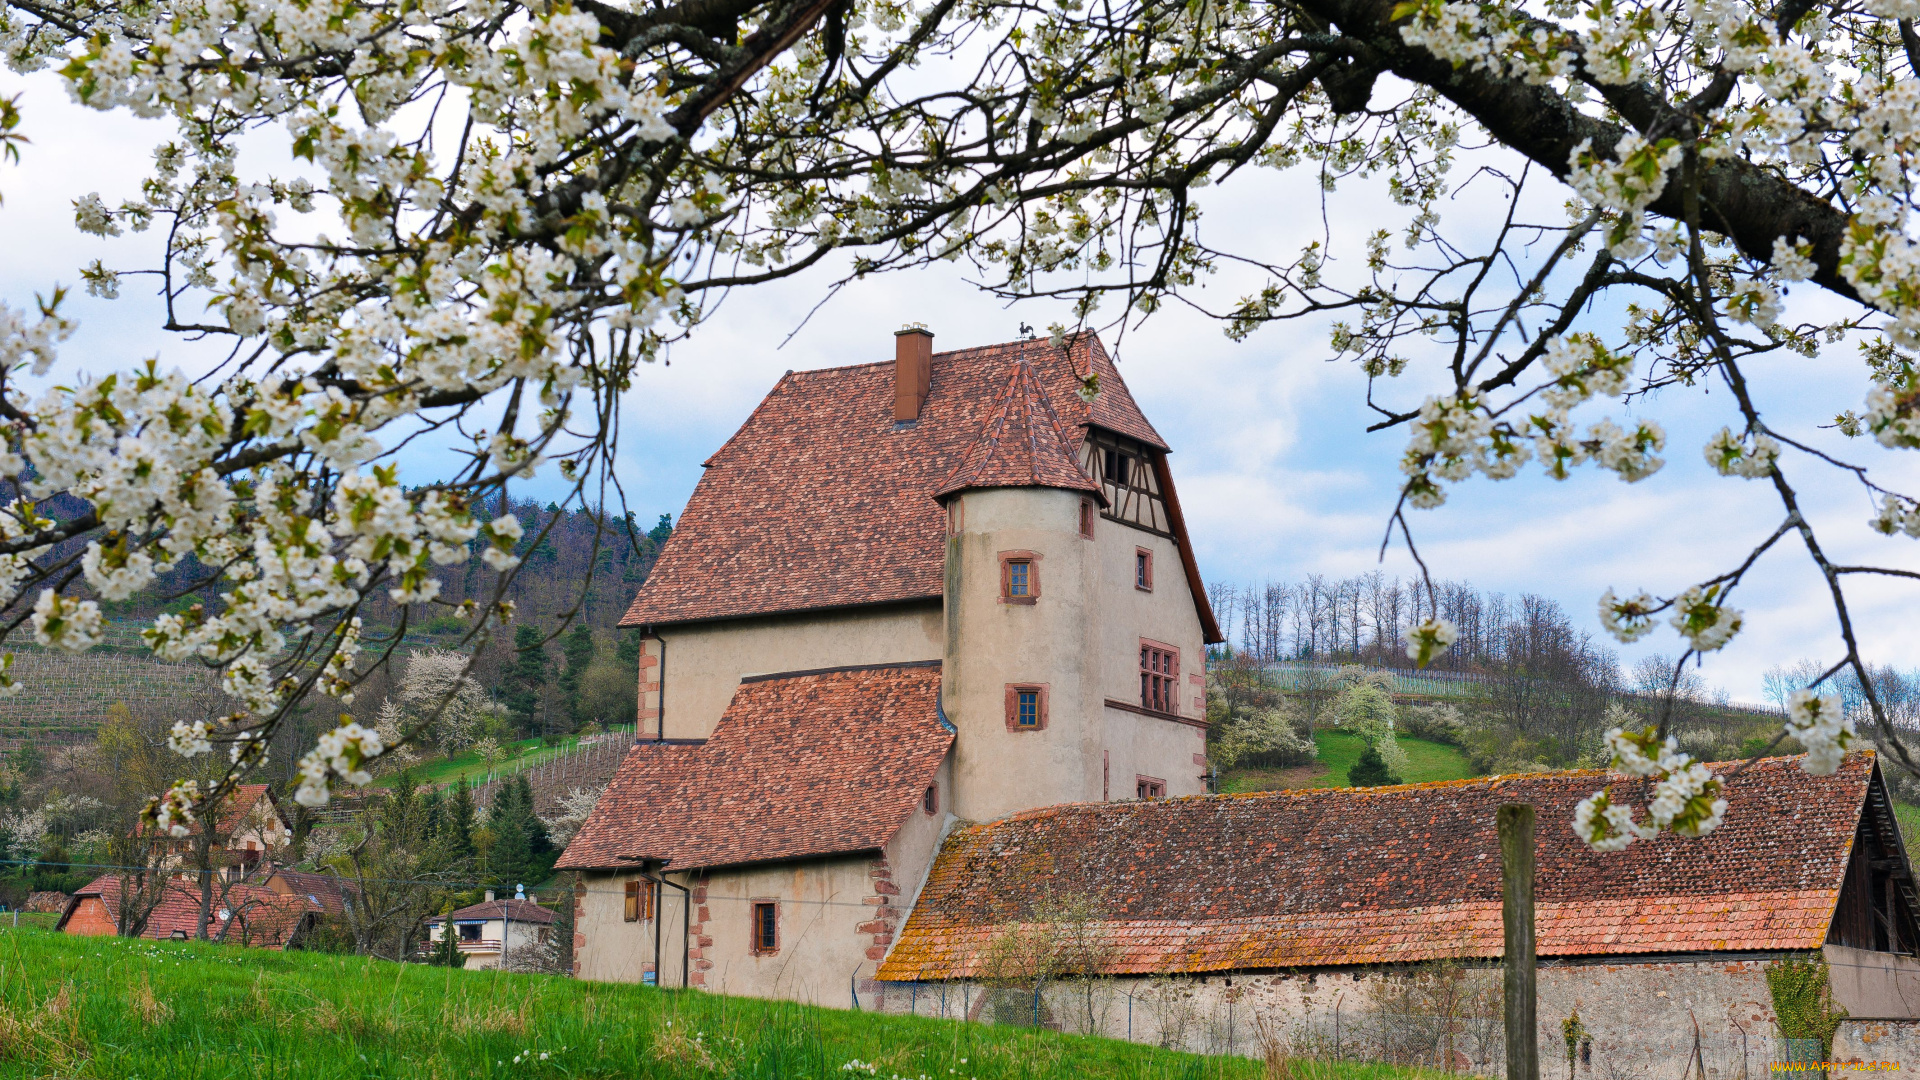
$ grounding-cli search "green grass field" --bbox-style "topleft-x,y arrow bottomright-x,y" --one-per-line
1221,731 -> 1478,794
0,928 -> 1452,1080
1308,731 -> 1477,788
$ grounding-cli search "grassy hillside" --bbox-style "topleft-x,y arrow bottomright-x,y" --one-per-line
1893,800 -> 1920,847
0,928 -> 1448,1080
1221,731 -> 1478,794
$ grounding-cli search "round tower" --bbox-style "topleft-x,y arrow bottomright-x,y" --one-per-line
934,360 -> 1107,823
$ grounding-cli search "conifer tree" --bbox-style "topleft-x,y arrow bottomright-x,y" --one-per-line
558,623 -> 596,730
444,779 -> 476,860
500,625 -> 550,736
429,903 -> 463,968
1348,743 -> 1400,788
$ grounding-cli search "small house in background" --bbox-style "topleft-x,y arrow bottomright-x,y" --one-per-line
57,874 -> 320,948
245,865 -> 356,915
424,892 -> 556,969
143,783 -> 294,880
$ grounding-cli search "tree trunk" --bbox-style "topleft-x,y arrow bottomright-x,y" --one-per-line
1501,803 -> 1538,1080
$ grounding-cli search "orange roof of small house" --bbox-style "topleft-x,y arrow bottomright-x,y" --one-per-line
878,754 -> 1887,981
429,898 -> 556,925
619,334 -> 1219,639
59,874 -> 320,948
556,662 -> 953,872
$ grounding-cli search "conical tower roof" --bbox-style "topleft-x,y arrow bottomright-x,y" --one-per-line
933,360 -> 1101,502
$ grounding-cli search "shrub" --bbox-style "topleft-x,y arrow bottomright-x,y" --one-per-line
1332,678 -> 1410,781
1397,703 -> 1465,745
1767,955 -> 1846,1058
1213,701 -> 1318,770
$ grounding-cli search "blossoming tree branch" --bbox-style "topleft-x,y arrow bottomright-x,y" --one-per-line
0,0 -> 1915,848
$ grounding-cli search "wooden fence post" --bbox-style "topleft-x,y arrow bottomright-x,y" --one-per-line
1500,802 -> 1538,1080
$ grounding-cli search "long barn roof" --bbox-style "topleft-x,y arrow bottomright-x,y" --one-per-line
879,753 -> 1890,980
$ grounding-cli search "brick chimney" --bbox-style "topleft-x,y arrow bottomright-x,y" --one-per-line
894,326 -> 933,421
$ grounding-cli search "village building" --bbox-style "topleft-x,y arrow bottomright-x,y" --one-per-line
244,864 -> 358,916
144,783 -> 294,881
57,873 -> 321,948
424,893 -> 558,970
874,754 -> 1920,1070
558,329 -> 1224,999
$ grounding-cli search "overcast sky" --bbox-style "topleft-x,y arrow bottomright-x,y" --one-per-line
3,67 -> 1916,705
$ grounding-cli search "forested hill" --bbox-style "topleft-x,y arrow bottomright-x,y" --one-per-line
0,497 -> 676,752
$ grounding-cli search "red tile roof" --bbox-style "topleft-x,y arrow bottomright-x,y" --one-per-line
620,334 -> 1214,632
878,754 -> 1882,980
134,783 -> 282,839
59,874 -> 319,948
557,662 -> 952,872
247,866 -> 358,915
430,898 -> 556,924
934,360 -> 1102,502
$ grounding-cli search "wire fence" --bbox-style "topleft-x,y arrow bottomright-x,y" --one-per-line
471,728 -> 634,814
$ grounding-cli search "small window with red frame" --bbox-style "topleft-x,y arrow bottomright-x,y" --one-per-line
1005,683 -> 1048,730
750,901 -> 778,955
1135,548 -> 1153,590
1136,776 -> 1166,799
999,552 -> 1040,604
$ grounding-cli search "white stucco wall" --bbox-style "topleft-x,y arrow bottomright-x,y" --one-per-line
641,604 -> 943,741
942,485 -> 1209,821
572,758 -> 956,1007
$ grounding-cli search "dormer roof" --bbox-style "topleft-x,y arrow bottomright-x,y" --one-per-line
620,334 -> 1219,639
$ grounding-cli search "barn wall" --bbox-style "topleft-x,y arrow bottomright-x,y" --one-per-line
876,958 -> 1791,1076
62,897 -> 117,937
1835,1019 -> 1920,1069
1826,945 -> 1920,1019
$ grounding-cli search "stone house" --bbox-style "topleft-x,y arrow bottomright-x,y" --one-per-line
558,329 -> 1224,1001
424,894 -> 558,970
875,754 -> 1920,1070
